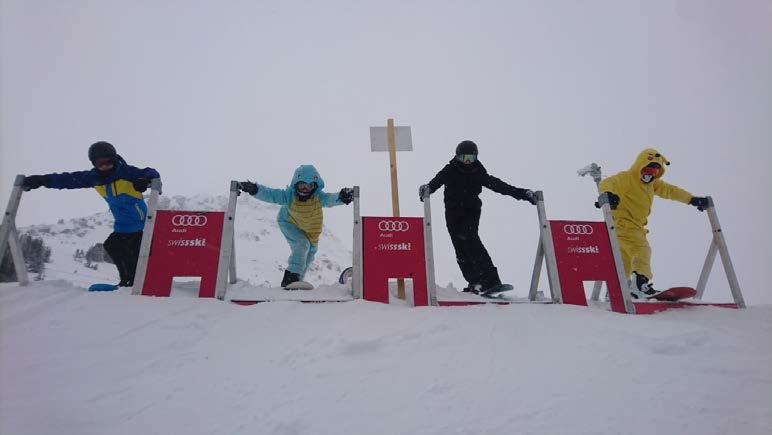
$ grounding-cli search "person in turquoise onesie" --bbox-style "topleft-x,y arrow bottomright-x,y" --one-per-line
239,165 -> 353,289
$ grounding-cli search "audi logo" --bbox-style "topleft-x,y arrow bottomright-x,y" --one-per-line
172,215 -> 208,227
378,220 -> 410,232
563,224 -> 594,235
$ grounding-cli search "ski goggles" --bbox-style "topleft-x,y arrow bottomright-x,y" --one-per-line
456,154 -> 477,163
295,181 -> 318,192
93,157 -> 115,170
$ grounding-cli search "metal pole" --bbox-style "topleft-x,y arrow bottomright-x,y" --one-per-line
131,179 -> 162,295
0,176 -> 25,267
422,188 -> 438,306
535,191 -> 563,303
229,232 -> 238,285
215,181 -> 239,300
704,197 -> 745,308
0,175 -> 29,285
351,186 -> 363,299
598,193 -> 636,314
7,226 -> 28,285
590,281 -> 604,302
695,241 -> 718,300
578,163 -> 605,297
528,238 -> 544,301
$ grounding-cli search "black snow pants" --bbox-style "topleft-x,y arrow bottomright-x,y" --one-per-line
103,231 -> 143,285
445,208 -> 501,289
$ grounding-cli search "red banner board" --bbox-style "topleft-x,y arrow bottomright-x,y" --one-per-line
549,220 -> 627,313
362,217 -> 429,306
141,210 -> 225,298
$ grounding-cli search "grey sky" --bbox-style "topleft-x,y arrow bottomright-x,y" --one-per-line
2,0 -> 770,302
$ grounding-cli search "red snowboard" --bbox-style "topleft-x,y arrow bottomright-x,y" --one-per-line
649,287 -> 697,302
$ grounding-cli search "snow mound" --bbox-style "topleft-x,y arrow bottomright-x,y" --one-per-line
1,281 -> 770,435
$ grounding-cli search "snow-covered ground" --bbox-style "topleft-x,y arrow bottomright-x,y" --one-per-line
1,280 -> 770,435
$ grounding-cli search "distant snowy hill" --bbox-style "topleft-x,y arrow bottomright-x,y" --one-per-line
20,194 -> 352,288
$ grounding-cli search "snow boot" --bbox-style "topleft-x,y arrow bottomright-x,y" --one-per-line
630,271 -> 658,299
281,270 -> 302,289
461,284 -> 482,294
478,267 -> 505,295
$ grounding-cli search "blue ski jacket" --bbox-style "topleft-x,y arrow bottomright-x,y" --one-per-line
43,157 -> 160,233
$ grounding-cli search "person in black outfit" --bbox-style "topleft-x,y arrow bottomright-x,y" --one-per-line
419,140 -> 536,294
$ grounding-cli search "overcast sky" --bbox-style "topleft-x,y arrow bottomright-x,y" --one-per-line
2,0 -> 770,303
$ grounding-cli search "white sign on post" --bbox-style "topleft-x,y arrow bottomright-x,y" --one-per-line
369,126 -> 413,151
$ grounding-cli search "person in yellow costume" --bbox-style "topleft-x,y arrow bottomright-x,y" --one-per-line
598,148 -> 709,298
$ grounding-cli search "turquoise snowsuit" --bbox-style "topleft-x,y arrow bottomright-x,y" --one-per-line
252,165 -> 344,278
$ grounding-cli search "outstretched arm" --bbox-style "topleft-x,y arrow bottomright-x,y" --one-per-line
319,191 -> 345,207
427,165 -> 450,193
41,170 -> 98,190
253,184 -> 291,205
123,164 -> 161,181
483,174 -> 529,200
653,179 -> 693,204
598,172 -> 622,194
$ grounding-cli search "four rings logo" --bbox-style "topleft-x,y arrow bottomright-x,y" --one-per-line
378,220 -> 410,232
172,215 -> 208,227
563,224 -> 594,235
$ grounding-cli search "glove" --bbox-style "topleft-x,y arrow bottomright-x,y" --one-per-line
132,178 -> 150,193
419,184 -> 430,202
238,181 -> 258,196
22,175 -> 47,191
689,196 -> 709,211
523,189 -> 537,205
595,191 -> 620,210
339,188 -> 354,205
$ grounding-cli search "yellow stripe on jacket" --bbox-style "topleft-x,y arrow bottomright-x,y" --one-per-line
288,196 -> 324,244
94,179 -> 144,200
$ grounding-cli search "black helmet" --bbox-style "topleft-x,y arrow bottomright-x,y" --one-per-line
88,141 -> 117,163
455,140 -> 478,156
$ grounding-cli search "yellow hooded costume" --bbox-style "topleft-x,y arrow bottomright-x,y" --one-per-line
599,148 -> 693,279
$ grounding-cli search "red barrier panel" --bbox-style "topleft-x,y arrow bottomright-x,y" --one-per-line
362,217 -> 429,306
549,220 -> 628,313
141,210 -> 225,298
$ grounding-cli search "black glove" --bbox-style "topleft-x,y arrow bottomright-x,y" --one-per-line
595,191 -> 620,210
339,188 -> 354,205
238,181 -> 258,196
689,196 -> 709,211
419,184 -> 429,202
132,178 -> 150,193
522,189 -> 537,205
22,175 -> 47,191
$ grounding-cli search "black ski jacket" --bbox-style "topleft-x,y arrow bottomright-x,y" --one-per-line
427,159 -> 529,211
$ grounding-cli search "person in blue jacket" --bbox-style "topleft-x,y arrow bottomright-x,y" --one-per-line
239,165 -> 353,289
22,141 -> 160,287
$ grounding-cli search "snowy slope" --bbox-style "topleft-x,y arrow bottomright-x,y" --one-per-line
1,281 -> 770,435
20,194 -> 352,288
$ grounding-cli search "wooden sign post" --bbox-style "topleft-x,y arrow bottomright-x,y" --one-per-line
370,118 -> 413,300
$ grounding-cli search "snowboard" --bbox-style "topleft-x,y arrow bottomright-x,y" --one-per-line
479,284 -> 515,298
88,283 -> 119,292
648,287 -> 697,302
284,281 -> 314,291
